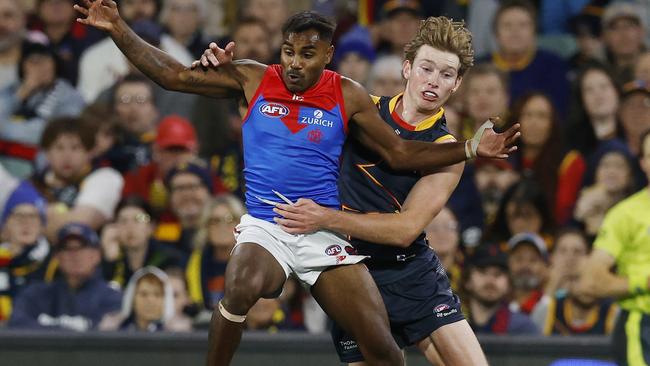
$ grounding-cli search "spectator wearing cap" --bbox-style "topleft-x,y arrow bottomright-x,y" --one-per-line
29,0 -> 104,85
484,0 -> 570,117
0,0 -> 27,90
462,245 -> 539,335
31,117 -> 124,240
507,232 -> 549,315
122,113 -> 203,215
8,222 -> 122,331
100,196 -> 186,289
601,2 -> 647,85
334,25 -> 376,87
619,81 -> 650,156
0,39 -> 85,178
160,160 -> 213,253
531,228 -> 618,336
576,130 -> 650,365
376,0 -> 423,57
0,181 -> 51,323
77,0 -> 193,102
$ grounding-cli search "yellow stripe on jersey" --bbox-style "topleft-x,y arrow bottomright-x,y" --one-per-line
369,94 -> 381,105
434,134 -> 456,143
387,93 -> 445,131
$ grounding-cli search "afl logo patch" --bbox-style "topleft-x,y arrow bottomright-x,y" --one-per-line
314,109 -> 323,119
325,245 -> 342,256
260,103 -> 289,118
434,304 -> 450,313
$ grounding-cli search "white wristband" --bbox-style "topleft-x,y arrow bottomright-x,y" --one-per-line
470,119 -> 495,158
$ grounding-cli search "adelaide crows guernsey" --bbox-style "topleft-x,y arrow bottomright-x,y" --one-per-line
338,93 -> 455,283
242,65 -> 348,222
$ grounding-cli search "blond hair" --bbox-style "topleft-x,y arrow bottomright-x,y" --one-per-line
404,16 -> 474,77
193,194 -> 246,250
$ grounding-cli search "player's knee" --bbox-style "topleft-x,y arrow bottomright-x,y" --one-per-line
222,272 -> 267,314
362,341 -> 404,366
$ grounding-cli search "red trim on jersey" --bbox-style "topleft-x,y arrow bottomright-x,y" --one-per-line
389,96 -> 418,131
333,73 -> 349,134
0,140 -> 38,160
241,66 -> 271,124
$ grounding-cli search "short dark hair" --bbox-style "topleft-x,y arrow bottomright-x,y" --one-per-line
115,195 -> 155,222
493,0 -> 538,33
641,128 -> 650,157
110,73 -> 156,110
281,11 -> 336,43
233,16 -> 270,35
40,117 -> 96,151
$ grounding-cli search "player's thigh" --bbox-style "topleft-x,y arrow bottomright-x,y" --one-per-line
311,264 -> 393,345
417,336 -> 446,366
424,320 -> 488,366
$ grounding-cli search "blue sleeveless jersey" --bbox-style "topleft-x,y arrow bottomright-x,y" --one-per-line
242,65 -> 348,222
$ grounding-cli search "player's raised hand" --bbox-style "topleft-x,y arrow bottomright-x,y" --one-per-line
471,118 -> 520,159
190,42 -> 236,69
74,0 -> 120,32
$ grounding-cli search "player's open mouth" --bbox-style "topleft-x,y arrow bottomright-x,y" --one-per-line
287,73 -> 302,83
421,91 -> 438,101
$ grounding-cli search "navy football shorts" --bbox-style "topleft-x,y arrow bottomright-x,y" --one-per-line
331,255 -> 465,363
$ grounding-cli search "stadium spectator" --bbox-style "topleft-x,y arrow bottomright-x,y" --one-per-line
0,181 -> 50,323
80,103 -> 127,171
0,0 -> 27,90
474,158 -> 520,228
567,63 -> 623,157
509,92 -> 586,225
122,114 -> 198,214
99,266 -> 191,332
619,81 -> 650,156
8,223 -> 121,331
163,161 -> 212,253
486,0 -> 570,116
425,207 -> 463,292
507,232 -> 549,315
531,228 -> 619,336
245,292 -> 302,332
229,16 -> 273,64
576,129 -> 650,365
366,54 -> 405,98
160,0 -> 209,58
635,51 -> 650,85
566,12 -> 606,79
0,39 -> 85,178
333,25 -> 375,86
30,0 -> 103,85
241,0 -> 289,55
165,266 -> 194,331
186,195 -> 245,311
463,246 -> 539,334
100,196 -> 186,289
574,141 -> 637,239
77,0 -> 193,102
0,163 -> 19,214
375,0 -> 423,57
460,64 -> 510,140
601,2 -> 647,84
487,178 -> 554,246
31,117 -> 123,239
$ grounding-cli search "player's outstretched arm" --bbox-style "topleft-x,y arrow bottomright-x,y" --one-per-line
341,78 -> 519,171
73,0 -> 263,98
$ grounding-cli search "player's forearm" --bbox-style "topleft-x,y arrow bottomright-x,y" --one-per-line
386,140 -> 467,171
110,19 -> 185,90
324,210 -> 420,248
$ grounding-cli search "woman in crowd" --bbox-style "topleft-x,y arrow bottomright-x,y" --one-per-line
509,92 -> 586,225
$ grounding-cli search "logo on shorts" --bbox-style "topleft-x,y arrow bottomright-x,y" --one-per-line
336,255 -> 347,264
434,304 -> 458,318
325,245 -> 342,256
344,246 -> 358,255
259,102 -> 289,118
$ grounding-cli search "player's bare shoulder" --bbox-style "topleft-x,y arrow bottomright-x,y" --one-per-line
339,76 -> 374,117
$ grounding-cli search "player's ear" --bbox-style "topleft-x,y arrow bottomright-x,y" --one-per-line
402,60 -> 411,80
326,45 -> 334,64
451,76 -> 463,94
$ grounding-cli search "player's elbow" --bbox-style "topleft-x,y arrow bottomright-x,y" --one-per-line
383,141 -> 409,170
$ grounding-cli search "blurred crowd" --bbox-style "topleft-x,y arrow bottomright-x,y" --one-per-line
0,0 -> 649,338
